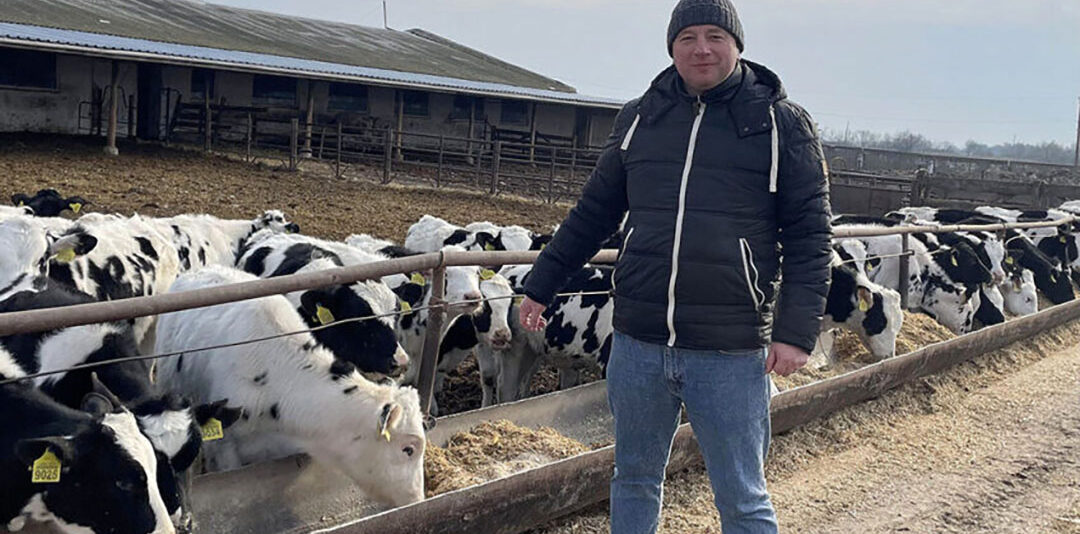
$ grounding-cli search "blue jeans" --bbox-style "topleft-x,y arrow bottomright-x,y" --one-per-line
607,332 -> 777,534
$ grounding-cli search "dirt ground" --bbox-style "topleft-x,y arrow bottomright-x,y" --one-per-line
531,320 -> 1080,533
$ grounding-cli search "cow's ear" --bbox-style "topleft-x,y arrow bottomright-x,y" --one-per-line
48,231 -> 97,261
856,287 -> 873,312
195,399 -> 244,429
299,290 -> 337,325
15,436 -> 77,467
378,403 -> 404,441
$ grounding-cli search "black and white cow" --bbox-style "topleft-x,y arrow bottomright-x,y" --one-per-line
236,234 -> 410,381
148,210 -> 300,271
463,221 -> 552,251
817,252 -> 903,364
0,204 -> 35,219
404,214 -> 508,253
0,279 -> 239,532
154,266 -> 427,508
434,272 -> 515,411
1,365 -> 176,534
488,264 -> 613,405
12,189 -> 90,218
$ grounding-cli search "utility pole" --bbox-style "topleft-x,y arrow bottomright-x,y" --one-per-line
383,0 -> 388,29
1074,96 -> 1079,167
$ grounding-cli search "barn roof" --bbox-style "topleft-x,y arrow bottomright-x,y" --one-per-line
0,0 -> 624,109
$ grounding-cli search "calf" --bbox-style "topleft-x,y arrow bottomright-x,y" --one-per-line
1003,229 -> 1075,304
0,279 -> 238,532
148,210 -> 299,271
237,235 -> 409,381
0,217 -> 97,302
404,214 -> 500,252
490,264 -> 614,405
0,205 -> 35,219
12,189 -> 90,217
820,253 -> 903,362
154,266 -> 427,508
1,365 -> 175,534
464,221 -> 552,251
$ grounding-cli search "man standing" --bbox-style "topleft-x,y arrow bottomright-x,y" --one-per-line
518,0 -> 832,532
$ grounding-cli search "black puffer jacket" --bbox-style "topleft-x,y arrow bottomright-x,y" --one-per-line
525,60 -> 832,354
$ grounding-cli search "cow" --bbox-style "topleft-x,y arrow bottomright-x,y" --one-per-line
154,266 -> 427,508
404,214 -> 500,252
1,367 -> 176,534
434,272 -> 515,412
147,210 -> 299,272
0,217 -> 98,302
0,205 -> 35,219
818,252 -> 903,363
0,279 -> 240,532
463,221 -> 552,251
489,264 -> 614,405
12,189 -> 90,217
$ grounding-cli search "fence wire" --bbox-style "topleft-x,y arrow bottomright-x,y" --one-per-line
0,290 -> 613,386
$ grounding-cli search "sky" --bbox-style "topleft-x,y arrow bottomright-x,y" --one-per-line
209,0 -> 1080,147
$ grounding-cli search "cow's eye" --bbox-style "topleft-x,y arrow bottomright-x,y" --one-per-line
403,446 -> 415,457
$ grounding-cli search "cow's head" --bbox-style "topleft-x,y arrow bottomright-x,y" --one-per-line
0,220 -> 96,300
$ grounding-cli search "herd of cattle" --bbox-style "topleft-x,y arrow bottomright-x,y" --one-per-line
2,187 -> 1080,534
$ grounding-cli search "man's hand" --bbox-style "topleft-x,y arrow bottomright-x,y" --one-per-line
766,342 -> 809,376
518,296 -> 548,332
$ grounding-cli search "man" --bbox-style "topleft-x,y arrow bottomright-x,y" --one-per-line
518,0 -> 832,532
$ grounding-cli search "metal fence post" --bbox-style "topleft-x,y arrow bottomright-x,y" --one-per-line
899,233 -> 910,310
127,94 -> 136,139
416,262 -> 446,418
289,118 -> 299,171
245,113 -> 253,163
436,135 -> 445,188
204,94 -> 211,152
490,141 -> 502,195
547,148 -> 556,203
336,122 -> 343,179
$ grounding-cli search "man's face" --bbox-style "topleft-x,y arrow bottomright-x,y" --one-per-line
672,24 -> 740,95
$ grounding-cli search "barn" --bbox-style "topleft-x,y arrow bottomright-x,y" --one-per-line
0,0 -> 622,155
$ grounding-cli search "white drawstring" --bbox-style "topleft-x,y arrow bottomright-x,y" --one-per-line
620,114 -> 641,151
768,104 -> 779,193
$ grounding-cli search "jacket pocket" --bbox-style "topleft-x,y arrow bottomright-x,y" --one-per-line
739,238 -> 766,311
612,227 -> 634,293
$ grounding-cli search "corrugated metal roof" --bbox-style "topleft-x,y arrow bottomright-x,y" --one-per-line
0,21 -> 624,108
0,0 -> 624,108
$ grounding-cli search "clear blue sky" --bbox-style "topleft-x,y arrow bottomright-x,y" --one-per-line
210,0 -> 1080,147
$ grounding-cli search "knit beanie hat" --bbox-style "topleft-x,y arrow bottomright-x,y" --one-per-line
666,0 -> 744,55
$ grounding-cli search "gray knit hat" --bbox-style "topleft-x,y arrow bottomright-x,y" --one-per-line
666,0 -> 744,55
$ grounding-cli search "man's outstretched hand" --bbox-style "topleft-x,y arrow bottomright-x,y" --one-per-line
766,342 -> 809,376
518,296 -> 547,332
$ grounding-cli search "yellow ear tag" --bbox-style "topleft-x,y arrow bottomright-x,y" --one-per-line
484,243 -> 496,251
540,243 -> 547,250
400,300 -> 412,313
1013,279 -> 1023,291
480,269 -> 496,281
316,305 -> 335,325
513,296 -> 524,306
200,418 -> 224,442
70,203 -> 82,214
54,248 -> 77,264
858,298 -> 870,312
950,255 -> 958,267
31,450 -> 62,484
17,200 -> 25,207
410,273 -> 426,285
1061,236 -> 1068,244
1005,256 -> 1014,265
381,428 -> 392,442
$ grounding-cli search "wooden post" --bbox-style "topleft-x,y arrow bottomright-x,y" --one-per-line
104,61 -> 120,156
899,233 -> 910,310
529,102 -> 538,163
383,125 -> 393,184
301,83 -> 315,159
473,139 -> 482,188
436,135 -> 444,187
289,118 -> 299,171
395,92 -> 404,161
317,126 -> 326,160
336,122 -> 343,179
490,141 -> 502,195
1074,96 -> 1079,168
203,78 -> 212,152
245,113 -> 253,163
416,263 -> 446,417
467,98 -> 477,165
547,147 -> 556,203
126,94 -> 136,139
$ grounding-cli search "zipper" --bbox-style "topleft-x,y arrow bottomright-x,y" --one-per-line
620,114 -> 641,151
739,238 -> 766,311
611,227 -> 634,293
666,98 -> 706,346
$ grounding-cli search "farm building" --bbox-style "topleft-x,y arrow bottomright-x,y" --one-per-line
0,0 -> 623,154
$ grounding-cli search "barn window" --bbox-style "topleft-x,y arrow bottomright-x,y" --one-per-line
451,95 -> 484,120
0,47 -> 57,90
328,82 -> 368,112
252,75 -> 297,107
191,68 -> 215,101
500,100 -> 529,126
401,90 -> 429,117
